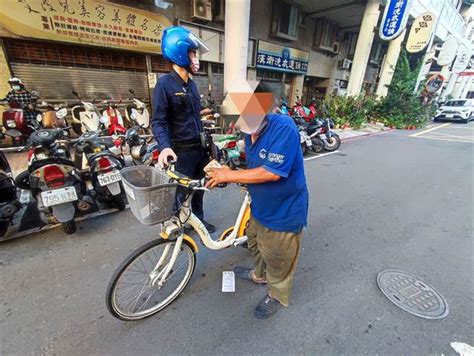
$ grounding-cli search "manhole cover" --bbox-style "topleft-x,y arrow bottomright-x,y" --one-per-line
377,270 -> 448,319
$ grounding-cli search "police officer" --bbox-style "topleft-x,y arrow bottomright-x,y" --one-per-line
152,26 -> 215,233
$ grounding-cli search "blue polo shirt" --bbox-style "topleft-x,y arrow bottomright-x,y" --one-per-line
245,114 -> 308,233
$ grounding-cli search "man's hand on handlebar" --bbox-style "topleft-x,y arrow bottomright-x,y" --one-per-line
158,147 -> 177,169
205,165 -> 231,188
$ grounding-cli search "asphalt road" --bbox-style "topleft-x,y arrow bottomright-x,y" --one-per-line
1,123 -> 473,355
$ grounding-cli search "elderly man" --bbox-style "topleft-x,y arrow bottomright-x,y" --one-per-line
206,84 -> 308,319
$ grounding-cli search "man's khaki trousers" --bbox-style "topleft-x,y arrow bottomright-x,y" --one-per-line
246,215 -> 302,306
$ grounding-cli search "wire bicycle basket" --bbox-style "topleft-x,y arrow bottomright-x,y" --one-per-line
120,165 -> 177,225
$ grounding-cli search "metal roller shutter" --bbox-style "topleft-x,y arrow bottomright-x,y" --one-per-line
11,63 -> 148,101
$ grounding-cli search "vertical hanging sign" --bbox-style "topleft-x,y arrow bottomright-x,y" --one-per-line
379,0 -> 412,41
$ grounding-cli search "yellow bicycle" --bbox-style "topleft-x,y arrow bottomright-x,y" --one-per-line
106,164 -> 250,321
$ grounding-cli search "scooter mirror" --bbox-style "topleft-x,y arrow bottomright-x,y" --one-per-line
72,90 -> 79,97
128,88 -> 135,94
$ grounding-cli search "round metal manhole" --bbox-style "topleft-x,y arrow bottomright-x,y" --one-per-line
377,270 -> 449,319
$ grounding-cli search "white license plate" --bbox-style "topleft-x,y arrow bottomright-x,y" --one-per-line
41,187 -> 78,207
98,171 -> 122,186
445,114 -> 454,118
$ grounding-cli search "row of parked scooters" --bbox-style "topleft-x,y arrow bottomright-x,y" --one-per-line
0,92 -> 229,238
279,96 -> 341,154
0,122 -> 159,237
0,88 -> 150,147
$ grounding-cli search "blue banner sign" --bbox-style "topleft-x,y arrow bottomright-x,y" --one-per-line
379,0 -> 412,41
256,40 -> 309,74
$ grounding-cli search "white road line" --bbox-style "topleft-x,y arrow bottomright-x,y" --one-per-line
424,131 -> 474,139
304,150 -> 339,161
411,123 -> 451,137
412,136 -> 474,144
451,342 -> 474,356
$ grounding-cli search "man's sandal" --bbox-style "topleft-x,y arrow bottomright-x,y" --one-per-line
234,266 -> 267,285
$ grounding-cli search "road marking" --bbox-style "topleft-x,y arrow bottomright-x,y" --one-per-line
413,135 -> 474,144
451,342 -> 474,356
304,150 -> 339,161
424,131 -> 474,139
411,123 -> 451,137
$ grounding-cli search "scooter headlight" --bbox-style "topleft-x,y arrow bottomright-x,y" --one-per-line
130,111 -> 137,120
6,120 -> 16,128
36,114 -> 42,122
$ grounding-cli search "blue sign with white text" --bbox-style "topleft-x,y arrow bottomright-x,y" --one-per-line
256,40 -> 309,74
379,0 -> 412,41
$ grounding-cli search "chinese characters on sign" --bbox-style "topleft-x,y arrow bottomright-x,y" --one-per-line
379,0 -> 412,41
406,12 -> 435,53
0,0 -> 172,53
256,41 -> 309,74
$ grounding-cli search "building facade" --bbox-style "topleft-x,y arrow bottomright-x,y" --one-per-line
0,0 -> 472,109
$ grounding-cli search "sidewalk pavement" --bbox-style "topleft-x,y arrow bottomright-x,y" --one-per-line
334,123 -> 391,141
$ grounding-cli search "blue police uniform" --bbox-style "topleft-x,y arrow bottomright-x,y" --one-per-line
245,113 -> 308,233
151,70 -> 208,220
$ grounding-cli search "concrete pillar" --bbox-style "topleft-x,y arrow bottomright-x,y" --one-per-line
375,29 -> 406,98
460,77 -> 472,99
452,76 -> 468,99
290,75 -> 305,105
223,0 -> 250,95
347,0 -> 381,96
442,72 -> 459,100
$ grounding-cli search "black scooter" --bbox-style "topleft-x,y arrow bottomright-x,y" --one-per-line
0,151 -> 22,236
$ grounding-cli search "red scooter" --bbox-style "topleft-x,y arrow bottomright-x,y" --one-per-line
101,101 -> 127,136
0,99 -> 42,146
291,96 -> 318,123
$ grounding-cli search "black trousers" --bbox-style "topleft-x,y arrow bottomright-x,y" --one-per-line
175,148 -> 208,221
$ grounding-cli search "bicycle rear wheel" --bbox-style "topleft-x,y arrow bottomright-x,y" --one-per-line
106,238 -> 196,321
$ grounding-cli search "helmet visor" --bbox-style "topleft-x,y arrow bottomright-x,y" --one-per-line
188,32 -> 210,54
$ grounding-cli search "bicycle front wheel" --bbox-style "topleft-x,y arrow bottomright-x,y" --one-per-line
106,239 -> 196,321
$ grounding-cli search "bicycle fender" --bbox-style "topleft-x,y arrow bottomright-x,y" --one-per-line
160,232 -> 199,253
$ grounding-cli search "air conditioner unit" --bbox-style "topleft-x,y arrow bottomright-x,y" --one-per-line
191,0 -> 212,21
338,58 -> 352,70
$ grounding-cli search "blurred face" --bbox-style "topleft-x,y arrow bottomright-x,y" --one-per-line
188,50 -> 200,74
234,91 -> 275,135
10,83 -> 21,91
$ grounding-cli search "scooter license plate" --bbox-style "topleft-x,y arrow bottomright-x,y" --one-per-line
41,187 -> 78,207
98,171 -> 122,186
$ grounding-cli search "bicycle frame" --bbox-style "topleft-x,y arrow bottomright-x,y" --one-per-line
153,187 -> 250,288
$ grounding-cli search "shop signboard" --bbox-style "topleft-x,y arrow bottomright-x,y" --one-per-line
406,12 -> 436,53
0,0 -> 172,53
437,36 -> 459,66
256,40 -> 309,74
452,50 -> 471,74
380,0 -> 412,41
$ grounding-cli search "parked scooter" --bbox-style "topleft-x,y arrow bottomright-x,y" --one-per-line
0,92 -> 42,146
125,89 -> 150,131
124,125 -> 160,166
70,91 -> 103,135
0,151 -> 22,237
101,100 -> 127,136
74,131 -> 127,210
295,116 -> 341,153
37,101 -> 68,130
15,128 -> 95,234
298,125 -> 313,155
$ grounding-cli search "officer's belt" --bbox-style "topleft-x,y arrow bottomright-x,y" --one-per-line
172,139 -> 201,152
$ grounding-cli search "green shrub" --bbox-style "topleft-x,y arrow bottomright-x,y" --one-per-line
378,50 -> 433,128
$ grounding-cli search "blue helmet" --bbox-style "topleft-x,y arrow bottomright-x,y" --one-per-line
161,26 -> 209,67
